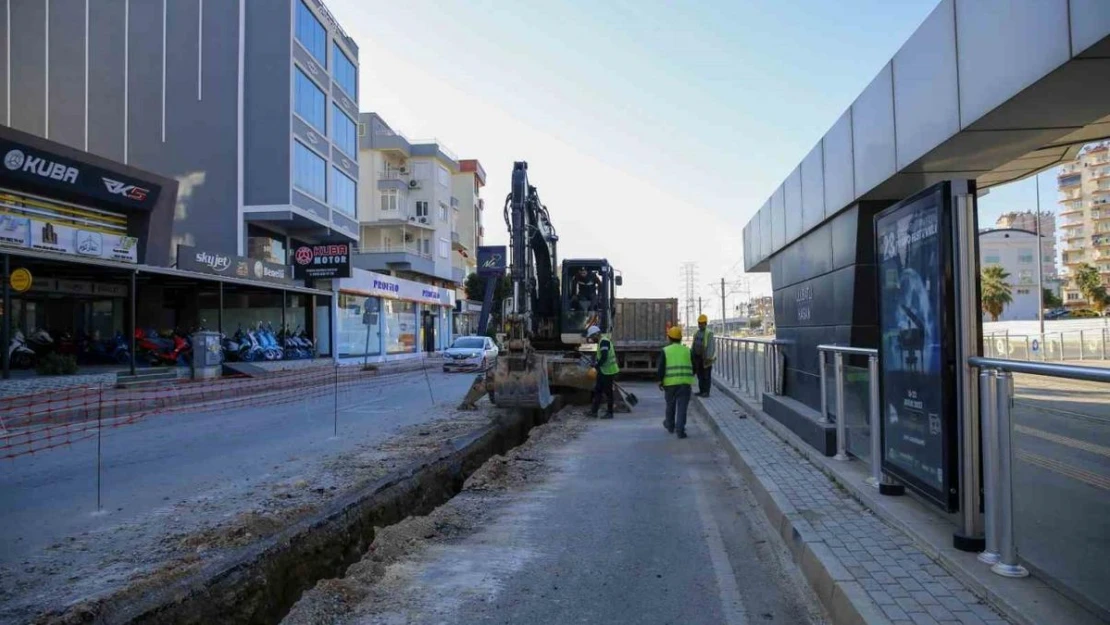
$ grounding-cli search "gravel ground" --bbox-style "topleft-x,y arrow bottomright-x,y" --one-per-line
0,377 -> 493,625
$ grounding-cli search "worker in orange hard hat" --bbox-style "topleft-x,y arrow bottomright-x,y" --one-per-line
658,325 -> 694,438
692,314 -> 716,397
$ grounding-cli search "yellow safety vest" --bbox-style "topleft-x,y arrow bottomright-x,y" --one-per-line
599,335 -> 620,376
662,343 -> 695,386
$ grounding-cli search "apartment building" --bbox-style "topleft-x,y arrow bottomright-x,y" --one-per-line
453,159 -> 487,286
356,113 -> 480,288
994,211 -> 1057,279
979,228 -> 1057,320
2,0 -> 361,265
1058,142 -> 1110,306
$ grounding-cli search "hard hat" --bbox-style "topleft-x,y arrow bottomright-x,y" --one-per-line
586,325 -> 601,338
667,326 -> 683,340
698,314 -> 708,324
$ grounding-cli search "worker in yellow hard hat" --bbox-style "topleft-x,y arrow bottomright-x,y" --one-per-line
692,314 -> 716,397
658,325 -> 694,438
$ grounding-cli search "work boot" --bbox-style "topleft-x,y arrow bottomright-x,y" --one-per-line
601,412 -> 614,420
664,420 -> 674,433
677,431 -> 688,439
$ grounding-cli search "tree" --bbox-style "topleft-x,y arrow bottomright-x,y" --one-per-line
1042,288 -> 1063,309
1073,263 -> 1109,313
980,265 -> 1013,322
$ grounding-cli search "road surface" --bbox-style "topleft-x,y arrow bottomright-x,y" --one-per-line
309,383 -> 827,625
0,369 -> 477,621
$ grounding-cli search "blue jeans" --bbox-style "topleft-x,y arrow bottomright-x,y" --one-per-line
664,385 -> 691,434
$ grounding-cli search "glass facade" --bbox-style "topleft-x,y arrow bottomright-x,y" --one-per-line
294,141 -> 327,200
334,42 -> 357,98
337,293 -> 380,357
295,68 -> 326,132
295,1 -> 327,67
384,299 -> 417,354
333,105 -> 357,157
332,169 -> 356,216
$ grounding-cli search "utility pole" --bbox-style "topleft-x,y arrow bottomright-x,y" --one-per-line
680,262 -> 699,328
720,277 -> 727,335
698,297 -> 703,317
1035,174 -> 1045,337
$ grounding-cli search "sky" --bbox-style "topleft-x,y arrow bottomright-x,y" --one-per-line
325,0 -> 1062,310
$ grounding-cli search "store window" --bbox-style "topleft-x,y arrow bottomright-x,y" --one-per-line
294,68 -> 326,132
315,294 -> 332,356
383,299 -> 416,354
294,141 -> 327,200
337,293 -> 380,357
296,1 -> 327,67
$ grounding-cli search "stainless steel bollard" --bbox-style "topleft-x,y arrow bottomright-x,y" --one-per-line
834,351 -> 848,461
991,371 -> 1029,578
1024,336 -> 1030,362
1080,331 -> 1086,361
867,354 -> 882,486
978,369 -> 1002,565
819,350 -> 829,424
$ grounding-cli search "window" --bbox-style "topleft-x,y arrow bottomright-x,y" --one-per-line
422,239 -> 431,255
1018,250 -> 1034,264
295,1 -> 326,67
294,68 -> 326,132
294,141 -> 326,200
380,189 -> 399,212
1016,288 -> 1030,295
436,165 -> 450,189
438,238 -> 449,259
983,254 -> 1000,265
413,162 -> 432,182
439,202 -> 449,222
384,299 -> 416,354
1067,292 -> 1082,301
332,168 -> 356,216
416,201 -> 429,218
334,42 -> 357,98
333,105 -> 356,157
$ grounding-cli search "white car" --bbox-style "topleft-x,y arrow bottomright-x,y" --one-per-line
443,336 -> 499,372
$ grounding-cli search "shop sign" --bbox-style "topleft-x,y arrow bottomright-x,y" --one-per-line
25,278 -> 128,297
176,245 -> 292,285
477,245 -> 507,277
341,268 -> 456,307
9,268 -> 32,292
292,243 -> 352,280
0,214 -> 139,262
0,137 -> 162,210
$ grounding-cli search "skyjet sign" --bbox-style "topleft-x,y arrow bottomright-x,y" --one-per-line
4,149 -> 79,184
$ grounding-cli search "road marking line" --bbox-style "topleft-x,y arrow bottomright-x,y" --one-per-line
1014,400 -> 1110,426
1016,450 -> 1110,491
689,467 -> 749,625
1015,424 -> 1110,459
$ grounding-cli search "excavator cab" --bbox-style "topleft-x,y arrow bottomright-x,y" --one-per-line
560,259 -> 619,346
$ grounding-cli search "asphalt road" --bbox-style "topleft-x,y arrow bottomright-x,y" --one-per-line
1008,372 -> 1110,615
0,370 -> 475,566
348,384 -> 827,625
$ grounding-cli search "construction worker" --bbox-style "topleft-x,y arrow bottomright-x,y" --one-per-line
658,325 -> 694,438
587,325 -> 618,419
692,314 -> 716,397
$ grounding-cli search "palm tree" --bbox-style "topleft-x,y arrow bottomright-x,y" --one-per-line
981,265 -> 1013,322
1073,263 -> 1109,313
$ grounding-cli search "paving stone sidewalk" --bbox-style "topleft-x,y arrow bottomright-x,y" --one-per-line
696,390 -> 1012,625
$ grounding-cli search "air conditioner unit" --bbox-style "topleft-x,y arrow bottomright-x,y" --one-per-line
409,179 -> 420,189
399,166 -> 408,174
408,216 -> 416,222
419,217 -> 429,224
404,233 -> 414,242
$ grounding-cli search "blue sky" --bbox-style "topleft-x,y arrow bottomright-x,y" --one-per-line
327,0 -> 1060,303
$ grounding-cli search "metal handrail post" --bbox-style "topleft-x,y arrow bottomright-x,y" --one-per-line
1041,333 -> 1046,362
1103,328 -> 1108,361
1024,336 -> 1030,362
819,350 -> 829,423
867,354 -> 881,485
978,368 -> 1002,565
991,370 -> 1029,578
834,351 -> 848,460
1080,330 -> 1086,361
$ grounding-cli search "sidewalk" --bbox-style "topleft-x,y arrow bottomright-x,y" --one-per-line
695,376 -> 1105,625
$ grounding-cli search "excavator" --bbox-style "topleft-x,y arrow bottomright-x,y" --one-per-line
459,161 -> 637,411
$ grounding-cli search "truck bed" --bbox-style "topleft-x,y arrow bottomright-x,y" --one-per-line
612,298 -> 678,374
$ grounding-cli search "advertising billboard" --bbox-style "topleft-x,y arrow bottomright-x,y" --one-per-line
176,245 -> 292,285
292,243 -> 352,280
477,245 -> 507,277
874,183 -> 959,511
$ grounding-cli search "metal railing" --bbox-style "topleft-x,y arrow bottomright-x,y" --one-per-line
983,328 -> 1110,362
971,356 -> 1110,613
713,337 -> 781,400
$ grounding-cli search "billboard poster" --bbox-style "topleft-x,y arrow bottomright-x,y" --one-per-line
875,183 -> 959,511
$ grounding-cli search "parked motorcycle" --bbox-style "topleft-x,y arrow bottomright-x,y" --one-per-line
8,331 -> 35,369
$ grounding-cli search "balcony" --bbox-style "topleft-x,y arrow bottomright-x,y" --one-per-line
1058,172 -> 1082,188
1064,241 -> 1087,252
1064,229 -> 1086,239
1061,219 -> 1085,228
377,169 -> 411,191
1094,236 -> 1110,248
451,230 -> 470,252
364,117 -> 412,156
353,244 -> 435,276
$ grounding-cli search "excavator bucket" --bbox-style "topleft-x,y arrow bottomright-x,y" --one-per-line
492,352 -> 554,409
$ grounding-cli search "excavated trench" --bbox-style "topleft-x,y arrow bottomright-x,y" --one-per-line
56,399 -> 564,625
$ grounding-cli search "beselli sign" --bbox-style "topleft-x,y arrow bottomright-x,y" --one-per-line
874,182 -> 959,512
292,243 -> 352,280
176,245 -> 291,285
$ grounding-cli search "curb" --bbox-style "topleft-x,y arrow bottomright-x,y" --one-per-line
692,395 -> 892,625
